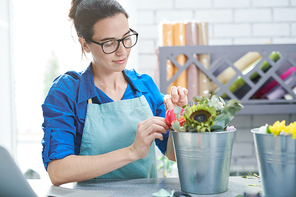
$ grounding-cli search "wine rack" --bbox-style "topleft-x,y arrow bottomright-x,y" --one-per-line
158,44 -> 296,114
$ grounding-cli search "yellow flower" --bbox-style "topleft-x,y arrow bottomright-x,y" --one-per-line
269,120 -> 287,137
286,122 -> 296,139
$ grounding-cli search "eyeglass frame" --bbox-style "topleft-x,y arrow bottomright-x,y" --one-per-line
83,28 -> 138,54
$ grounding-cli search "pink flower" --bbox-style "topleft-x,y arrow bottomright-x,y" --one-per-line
165,108 -> 185,129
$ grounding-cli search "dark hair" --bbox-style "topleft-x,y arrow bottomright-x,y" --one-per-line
69,0 -> 129,44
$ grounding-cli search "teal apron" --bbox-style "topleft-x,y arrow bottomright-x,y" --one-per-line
79,95 -> 157,179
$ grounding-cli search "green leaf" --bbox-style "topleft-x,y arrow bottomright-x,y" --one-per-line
211,125 -> 224,132
157,155 -> 163,161
152,189 -> 171,197
173,106 -> 181,114
204,94 -> 211,100
193,95 -> 203,102
219,96 -> 226,105
267,126 -> 271,134
157,163 -> 164,170
172,121 -> 181,131
173,106 -> 182,119
248,184 -> 260,187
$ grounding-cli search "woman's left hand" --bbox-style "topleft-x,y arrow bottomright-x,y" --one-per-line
164,86 -> 188,111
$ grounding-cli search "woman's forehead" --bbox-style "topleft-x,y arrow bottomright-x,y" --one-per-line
92,13 -> 129,40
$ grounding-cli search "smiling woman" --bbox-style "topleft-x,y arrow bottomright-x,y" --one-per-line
12,0 -> 127,180
39,0 -> 187,186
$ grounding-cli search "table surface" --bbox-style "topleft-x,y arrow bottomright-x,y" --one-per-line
29,176 -> 262,197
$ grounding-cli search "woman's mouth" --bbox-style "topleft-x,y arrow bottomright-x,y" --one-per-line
113,58 -> 126,64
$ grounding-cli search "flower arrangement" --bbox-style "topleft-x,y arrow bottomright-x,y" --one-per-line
165,94 -> 243,132
258,120 -> 296,139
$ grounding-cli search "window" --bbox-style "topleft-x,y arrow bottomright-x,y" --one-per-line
12,0 -> 130,180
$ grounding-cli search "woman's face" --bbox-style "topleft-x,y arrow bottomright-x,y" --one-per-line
82,13 -> 131,73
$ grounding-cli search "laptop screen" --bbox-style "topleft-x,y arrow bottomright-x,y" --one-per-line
0,146 -> 37,197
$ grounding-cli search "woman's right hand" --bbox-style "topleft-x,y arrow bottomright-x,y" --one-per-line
130,116 -> 169,160
164,86 -> 188,111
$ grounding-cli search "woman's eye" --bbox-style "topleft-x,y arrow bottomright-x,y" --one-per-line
124,36 -> 131,41
104,41 -> 116,47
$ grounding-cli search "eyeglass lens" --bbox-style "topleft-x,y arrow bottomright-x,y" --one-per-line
103,34 -> 137,54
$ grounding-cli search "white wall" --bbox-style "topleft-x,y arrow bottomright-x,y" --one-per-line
0,0 -> 17,157
125,0 -> 139,71
135,0 -> 296,77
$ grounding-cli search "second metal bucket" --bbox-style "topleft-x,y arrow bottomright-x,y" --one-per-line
251,128 -> 296,197
172,130 -> 235,194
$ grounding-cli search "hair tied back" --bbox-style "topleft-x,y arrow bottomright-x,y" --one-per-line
69,0 -> 83,19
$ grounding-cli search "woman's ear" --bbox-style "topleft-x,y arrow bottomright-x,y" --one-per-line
78,37 -> 91,53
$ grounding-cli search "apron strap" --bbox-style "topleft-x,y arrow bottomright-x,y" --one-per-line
88,98 -> 93,104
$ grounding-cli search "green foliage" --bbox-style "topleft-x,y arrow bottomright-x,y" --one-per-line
266,126 -> 271,134
172,120 -> 185,132
241,171 -> 260,179
212,98 -> 244,131
157,155 -> 176,178
176,94 -> 243,132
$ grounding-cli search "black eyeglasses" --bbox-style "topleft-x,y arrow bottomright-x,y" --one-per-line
84,28 -> 138,54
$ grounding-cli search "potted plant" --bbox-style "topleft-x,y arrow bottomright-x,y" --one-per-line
165,94 -> 243,195
251,120 -> 296,197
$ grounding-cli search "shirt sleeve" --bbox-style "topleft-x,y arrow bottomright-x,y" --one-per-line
154,98 -> 169,155
41,74 -> 79,170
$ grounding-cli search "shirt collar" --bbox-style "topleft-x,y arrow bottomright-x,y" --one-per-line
77,63 -> 97,104
123,69 -> 149,97
77,63 -> 149,103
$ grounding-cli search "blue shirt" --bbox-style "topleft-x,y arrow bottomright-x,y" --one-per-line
41,64 -> 168,170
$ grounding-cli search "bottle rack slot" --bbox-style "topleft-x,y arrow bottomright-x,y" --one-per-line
158,44 -> 296,114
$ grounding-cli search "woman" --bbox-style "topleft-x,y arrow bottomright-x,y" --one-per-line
42,0 -> 188,186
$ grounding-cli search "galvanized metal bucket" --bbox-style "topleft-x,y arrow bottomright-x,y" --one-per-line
172,130 -> 236,194
251,128 -> 296,197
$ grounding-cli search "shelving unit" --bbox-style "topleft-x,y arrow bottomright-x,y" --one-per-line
158,44 -> 296,114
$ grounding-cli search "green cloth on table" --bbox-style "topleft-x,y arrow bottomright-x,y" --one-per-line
152,188 -> 174,197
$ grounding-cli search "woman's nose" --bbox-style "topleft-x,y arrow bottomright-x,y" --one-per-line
115,41 -> 128,55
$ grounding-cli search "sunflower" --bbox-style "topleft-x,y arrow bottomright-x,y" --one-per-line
183,102 -> 216,132
165,94 -> 243,132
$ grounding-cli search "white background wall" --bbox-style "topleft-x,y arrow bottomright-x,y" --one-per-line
135,0 -> 296,77
0,0 -> 17,157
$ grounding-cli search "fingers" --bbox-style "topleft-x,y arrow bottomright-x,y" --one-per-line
132,117 -> 168,159
164,86 -> 189,110
170,86 -> 179,103
164,94 -> 174,110
175,86 -> 185,103
178,87 -> 188,103
138,117 -> 169,136
147,132 -> 163,142
137,117 -> 169,145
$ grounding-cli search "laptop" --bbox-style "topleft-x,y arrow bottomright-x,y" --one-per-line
0,146 -> 111,197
